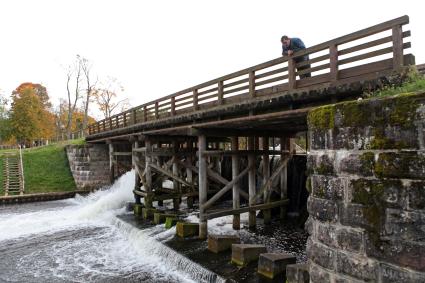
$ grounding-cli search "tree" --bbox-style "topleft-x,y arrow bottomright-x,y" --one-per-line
94,77 -> 129,119
9,83 -> 55,145
0,91 -> 12,143
80,56 -> 97,134
65,55 -> 83,138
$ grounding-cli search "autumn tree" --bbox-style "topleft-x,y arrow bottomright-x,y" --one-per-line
10,83 -> 55,145
94,77 -> 129,119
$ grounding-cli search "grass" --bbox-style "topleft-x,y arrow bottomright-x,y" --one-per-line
0,139 -> 85,195
364,69 -> 425,98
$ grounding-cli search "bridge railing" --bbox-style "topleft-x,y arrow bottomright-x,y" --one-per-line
88,16 -> 411,136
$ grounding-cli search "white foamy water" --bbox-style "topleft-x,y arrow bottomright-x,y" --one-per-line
0,171 -> 222,283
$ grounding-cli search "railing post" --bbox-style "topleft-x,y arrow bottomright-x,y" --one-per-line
193,89 -> 199,111
392,25 -> 404,68
288,58 -> 296,90
103,120 -> 106,131
171,96 -> 176,116
115,116 -> 119,128
218,81 -> 224,105
249,71 -> 256,98
123,112 -> 127,127
132,109 -> 136,125
143,106 -> 147,122
109,118 -> 112,130
97,123 -> 100,133
155,102 -> 159,119
329,44 -> 339,82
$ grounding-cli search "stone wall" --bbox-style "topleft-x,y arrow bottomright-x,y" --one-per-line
306,92 -> 425,282
66,144 -> 111,190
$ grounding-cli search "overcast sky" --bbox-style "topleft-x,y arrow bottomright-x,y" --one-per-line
0,0 -> 423,119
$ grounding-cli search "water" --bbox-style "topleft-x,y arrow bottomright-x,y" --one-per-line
0,171 -> 213,283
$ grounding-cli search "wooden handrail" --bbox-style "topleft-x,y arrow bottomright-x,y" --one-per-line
87,16 -> 411,135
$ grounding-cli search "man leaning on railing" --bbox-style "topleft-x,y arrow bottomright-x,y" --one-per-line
281,35 -> 311,79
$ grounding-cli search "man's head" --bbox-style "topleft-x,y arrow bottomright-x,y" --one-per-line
281,35 -> 290,47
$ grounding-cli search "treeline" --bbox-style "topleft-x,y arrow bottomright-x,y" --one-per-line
0,55 -> 129,147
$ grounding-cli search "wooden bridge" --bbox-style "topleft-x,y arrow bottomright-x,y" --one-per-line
86,16 -> 415,238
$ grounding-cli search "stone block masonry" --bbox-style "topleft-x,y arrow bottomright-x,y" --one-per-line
66,144 -> 111,190
306,92 -> 425,282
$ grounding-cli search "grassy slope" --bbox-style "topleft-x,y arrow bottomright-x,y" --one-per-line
0,139 -> 85,194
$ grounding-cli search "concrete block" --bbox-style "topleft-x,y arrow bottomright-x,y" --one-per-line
231,244 -> 267,266
165,217 -> 178,229
286,264 -> 310,283
257,253 -> 296,279
208,234 -> 240,253
176,222 -> 199,238
134,204 -> 144,217
153,213 -> 178,225
142,208 -> 158,220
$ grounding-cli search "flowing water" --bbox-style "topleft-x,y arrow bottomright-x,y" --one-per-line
0,171 -> 222,283
0,170 -> 307,283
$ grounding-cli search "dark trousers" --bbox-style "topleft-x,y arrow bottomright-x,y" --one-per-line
296,56 -> 311,79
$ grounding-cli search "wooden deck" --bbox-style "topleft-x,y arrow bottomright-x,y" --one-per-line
87,15 -> 414,142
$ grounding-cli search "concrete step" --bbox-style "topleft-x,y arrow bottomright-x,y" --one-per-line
257,253 -> 296,279
231,244 -> 267,266
208,234 -> 240,253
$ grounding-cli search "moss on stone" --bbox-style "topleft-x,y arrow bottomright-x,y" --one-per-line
316,163 -> 334,176
359,152 -> 375,175
386,94 -> 418,127
340,101 -> 370,127
308,105 -> 335,130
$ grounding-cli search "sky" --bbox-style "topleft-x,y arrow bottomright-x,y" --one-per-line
0,0 -> 423,120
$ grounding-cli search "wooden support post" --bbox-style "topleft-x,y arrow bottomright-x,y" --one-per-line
186,141 -> 194,208
279,137 -> 289,219
133,141 -> 141,204
329,44 -> 339,82
262,137 -> 271,225
157,142 -> 164,207
248,136 -> 256,229
145,138 -> 153,208
232,137 -> 240,230
288,58 -> 296,90
198,134 -> 208,239
392,25 -> 404,68
109,143 -> 114,183
172,141 -> 180,210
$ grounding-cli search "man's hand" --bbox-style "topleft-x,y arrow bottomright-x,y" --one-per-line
287,50 -> 294,56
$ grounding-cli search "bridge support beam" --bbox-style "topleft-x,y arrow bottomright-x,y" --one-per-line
248,136 -> 256,229
232,137 -> 240,230
262,136 -> 271,225
198,134 -> 208,239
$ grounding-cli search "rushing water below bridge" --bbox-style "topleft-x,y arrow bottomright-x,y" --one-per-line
0,171 -> 307,283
